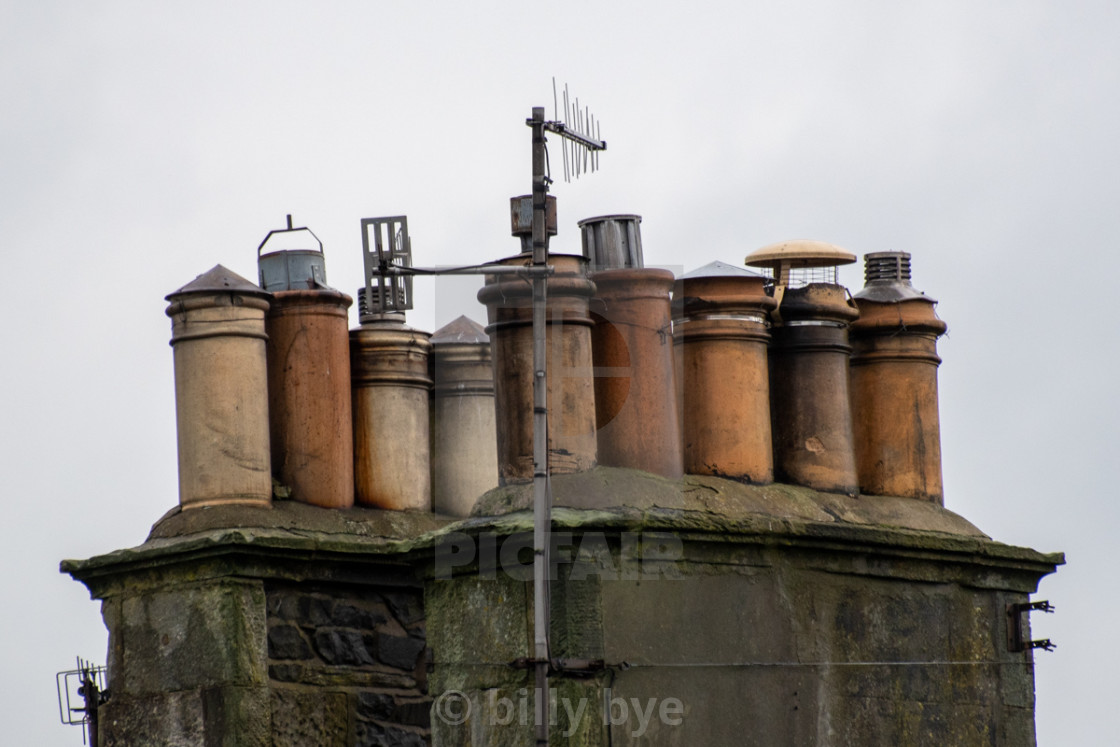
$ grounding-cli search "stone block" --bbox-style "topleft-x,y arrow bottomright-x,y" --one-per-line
118,580 -> 267,696
314,629 -> 375,666
268,625 -> 312,661
270,687 -> 348,746
378,633 -> 425,670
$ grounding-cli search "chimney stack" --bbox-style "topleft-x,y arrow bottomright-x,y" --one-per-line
747,240 -> 860,495
430,316 -> 498,516
258,219 -> 355,508
849,252 -> 947,502
165,266 -> 273,508
673,261 -> 777,483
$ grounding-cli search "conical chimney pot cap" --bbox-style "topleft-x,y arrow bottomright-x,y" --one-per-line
432,315 -> 490,345
167,265 -> 269,300
681,260 -> 764,279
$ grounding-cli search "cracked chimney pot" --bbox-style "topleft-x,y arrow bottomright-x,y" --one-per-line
850,252 -> 948,503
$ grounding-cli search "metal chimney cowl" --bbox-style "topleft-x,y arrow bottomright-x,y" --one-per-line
578,214 -> 644,271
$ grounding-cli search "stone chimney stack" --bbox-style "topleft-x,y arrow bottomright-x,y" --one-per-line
259,224 -> 355,508
165,266 -> 273,508
673,261 -> 777,483
850,252 -> 948,503
430,316 -> 498,516
747,240 -> 860,495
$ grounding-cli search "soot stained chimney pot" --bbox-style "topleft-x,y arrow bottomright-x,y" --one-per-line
850,251 -> 948,503
746,240 -> 860,495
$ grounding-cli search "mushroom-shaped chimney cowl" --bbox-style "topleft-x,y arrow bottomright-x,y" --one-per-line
745,239 -> 856,289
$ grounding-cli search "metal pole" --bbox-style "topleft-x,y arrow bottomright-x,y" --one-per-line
529,105 -> 551,747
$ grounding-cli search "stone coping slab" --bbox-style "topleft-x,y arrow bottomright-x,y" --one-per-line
62,469 -> 1062,583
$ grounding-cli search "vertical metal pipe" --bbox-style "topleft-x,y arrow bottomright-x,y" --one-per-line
529,106 -> 550,747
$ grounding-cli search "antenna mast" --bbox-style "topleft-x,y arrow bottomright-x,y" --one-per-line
528,82 -> 606,747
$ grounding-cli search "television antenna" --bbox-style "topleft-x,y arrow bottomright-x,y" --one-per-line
56,657 -> 107,746
525,82 -> 606,747
355,91 -> 606,747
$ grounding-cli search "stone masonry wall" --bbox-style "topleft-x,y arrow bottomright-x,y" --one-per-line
266,582 -> 431,746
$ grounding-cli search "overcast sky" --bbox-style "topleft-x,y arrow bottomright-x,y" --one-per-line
3,1 -> 1117,744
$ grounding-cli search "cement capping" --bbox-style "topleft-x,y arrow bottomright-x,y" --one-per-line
63,469 -> 1061,595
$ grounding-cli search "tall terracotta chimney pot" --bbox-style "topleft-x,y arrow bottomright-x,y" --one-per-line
672,261 -> 777,483
477,253 -> 598,484
350,319 -> 433,511
747,240 -> 860,495
166,265 -> 273,509
430,316 -> 497,516
850,252 -> 948,503
266,289 -> 355,508
590,267 -> 682,479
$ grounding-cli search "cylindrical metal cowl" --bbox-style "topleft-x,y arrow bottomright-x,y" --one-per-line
266,289 -> 354,508
672,263 -> 777,483
769,284 -> 860,495
430,316 -> 497,516
166,265 -> 272,508
578,214 -> 644,270
477,254 -> 598,484
351,321 -> 433,510
850,253 -> 947,503
591,268 -> 682,478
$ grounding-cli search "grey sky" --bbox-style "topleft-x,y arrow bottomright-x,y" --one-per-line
2,1 -> 1116,743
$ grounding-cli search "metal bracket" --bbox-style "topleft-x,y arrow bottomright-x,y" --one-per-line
1007,600 -> 1056,653
510,657 -> 606,677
